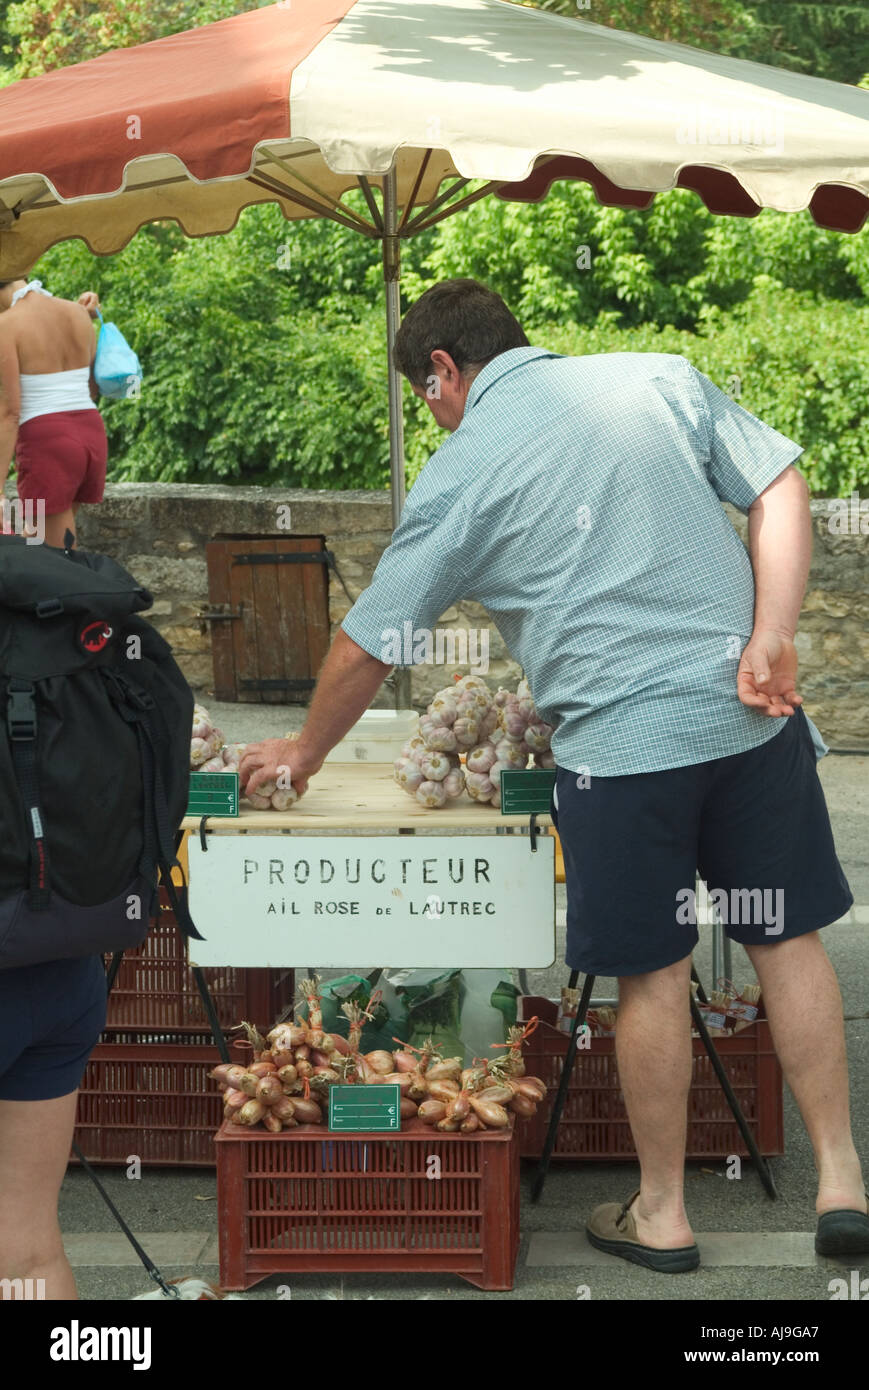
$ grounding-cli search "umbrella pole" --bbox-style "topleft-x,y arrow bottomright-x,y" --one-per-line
383,166 -> 413,710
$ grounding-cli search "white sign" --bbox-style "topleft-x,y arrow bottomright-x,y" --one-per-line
187,835 -> 555,967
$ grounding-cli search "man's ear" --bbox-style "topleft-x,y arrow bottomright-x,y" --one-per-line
429,347 -> 458,381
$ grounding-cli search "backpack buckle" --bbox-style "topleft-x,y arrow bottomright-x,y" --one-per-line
36,598 -> 64,619
7,683 -> 37,741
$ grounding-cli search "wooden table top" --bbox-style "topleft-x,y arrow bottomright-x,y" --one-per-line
182,761 -> 554,834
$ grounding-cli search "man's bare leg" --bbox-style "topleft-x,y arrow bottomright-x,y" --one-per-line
745,932 -> 866,1215
615,952 -> 695,1247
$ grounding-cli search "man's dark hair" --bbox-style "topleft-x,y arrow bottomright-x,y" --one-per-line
392,278 -> 529,388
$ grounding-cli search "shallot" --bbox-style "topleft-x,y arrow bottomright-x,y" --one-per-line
256,1075 -> 283,1106
235,1099 -> 266,1127
290,1096 -> 322,1124
468,1095 -> 510,1128
364,1050 -> 395,1075
426,1078 -> 460,1104
417,1100 -> 447,1125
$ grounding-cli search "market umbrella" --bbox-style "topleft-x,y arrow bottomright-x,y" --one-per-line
1,0 -> 868,698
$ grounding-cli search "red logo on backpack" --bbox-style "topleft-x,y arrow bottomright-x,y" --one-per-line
79,619 -> 113,653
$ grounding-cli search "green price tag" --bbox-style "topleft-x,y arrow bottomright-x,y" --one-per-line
186,771 -> 239,818
499,768 -> 556,815
328,1083 -> 401,1132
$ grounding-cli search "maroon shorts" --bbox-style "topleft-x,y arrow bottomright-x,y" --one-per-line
15,409 -> 108,513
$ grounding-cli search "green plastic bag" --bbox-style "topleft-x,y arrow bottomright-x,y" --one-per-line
383,969 -> 519,1065
317,969 -> 519,1066
318,973 -> 403,1054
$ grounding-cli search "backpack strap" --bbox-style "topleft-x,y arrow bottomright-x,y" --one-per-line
6,679 -> 51,911
101,669 -> 204,941
135,709 -> 204,941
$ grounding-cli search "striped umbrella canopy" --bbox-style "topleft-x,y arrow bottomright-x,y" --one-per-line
1,0 -> 867,523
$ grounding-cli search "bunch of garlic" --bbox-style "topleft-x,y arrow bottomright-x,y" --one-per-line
461,678 -> 554,808
493,677 -> 556,770
191,712 -> 299,812
190,703 -> 225,770
393,674 -> 554,810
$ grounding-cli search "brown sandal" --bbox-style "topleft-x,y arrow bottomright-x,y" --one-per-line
586,1190 -> 700,1273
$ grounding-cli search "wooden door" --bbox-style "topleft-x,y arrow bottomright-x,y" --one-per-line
204,535 -> 330,703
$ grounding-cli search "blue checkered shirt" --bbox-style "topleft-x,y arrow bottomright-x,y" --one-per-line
341,347 -> 804,775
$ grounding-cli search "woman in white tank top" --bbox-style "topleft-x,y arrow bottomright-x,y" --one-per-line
0,278 -> 107,548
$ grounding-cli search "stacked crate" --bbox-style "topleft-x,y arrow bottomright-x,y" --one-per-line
516,996 -> 784,1160
72,890 -> 294,1166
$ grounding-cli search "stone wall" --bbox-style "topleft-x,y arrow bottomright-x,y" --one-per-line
4,481 -> 867,746
727,503 -> 868,749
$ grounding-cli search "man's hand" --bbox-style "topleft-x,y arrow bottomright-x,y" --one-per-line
236,630 -> 393,804
239,736 -> 321,800
737,629 -> 802,716
78,292 -> 101,319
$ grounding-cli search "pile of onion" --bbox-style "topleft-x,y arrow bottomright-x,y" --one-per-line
413,1019 -> 546,1131
211,977 -> 349,1130
210,986 -> 547,1136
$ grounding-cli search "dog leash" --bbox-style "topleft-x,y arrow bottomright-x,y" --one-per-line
70,1142 -> 180,1298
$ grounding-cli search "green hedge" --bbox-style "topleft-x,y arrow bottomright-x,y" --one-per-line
540,286 -> 869,496
32,201 -> 869,496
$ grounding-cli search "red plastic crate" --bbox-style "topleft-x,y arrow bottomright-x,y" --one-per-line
72,1039 -> 223,1166
215,1118 -> 520,1291
517,996 -> 784,1161
104,893 -> 293,1032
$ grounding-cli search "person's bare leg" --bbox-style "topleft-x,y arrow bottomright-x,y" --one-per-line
744,932 -> 866,1216
615,952 -> 695,1247
0,1091 -> 79,1300
43,507 -> 77,548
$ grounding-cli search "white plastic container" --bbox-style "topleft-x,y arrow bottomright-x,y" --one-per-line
324,708 -> 419,763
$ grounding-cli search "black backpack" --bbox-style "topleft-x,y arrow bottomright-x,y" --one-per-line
0,534 -> 203,969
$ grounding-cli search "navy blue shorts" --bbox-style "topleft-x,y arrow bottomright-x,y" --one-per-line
550,708 -> 853,977
0,955 -> 107,1101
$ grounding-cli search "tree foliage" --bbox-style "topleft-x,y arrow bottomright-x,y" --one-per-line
518,0 -> 869,83
518,0 -> 760,55
0,0 -> 255,78
737,1 -> 869,85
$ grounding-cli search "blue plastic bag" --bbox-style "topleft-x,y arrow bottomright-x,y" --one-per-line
94,311 -> 142,400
